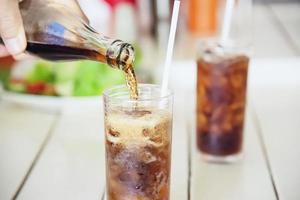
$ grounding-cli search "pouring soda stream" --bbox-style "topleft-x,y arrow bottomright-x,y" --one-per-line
103,1 -> 180,199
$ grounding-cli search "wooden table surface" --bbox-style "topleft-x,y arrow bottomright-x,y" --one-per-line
1,2 -> 300,200
1,57 -> 300,200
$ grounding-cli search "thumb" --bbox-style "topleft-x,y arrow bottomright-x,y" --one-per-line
0,0 -> 26,55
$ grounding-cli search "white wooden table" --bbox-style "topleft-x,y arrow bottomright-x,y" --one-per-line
1,58 -> 300,200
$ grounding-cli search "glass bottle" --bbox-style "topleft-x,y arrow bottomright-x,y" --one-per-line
0,0 -> 134,71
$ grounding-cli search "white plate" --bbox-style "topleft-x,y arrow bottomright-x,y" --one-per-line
0,90 -> 103,114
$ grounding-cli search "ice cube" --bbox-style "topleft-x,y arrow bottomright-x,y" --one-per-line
125,110 -> 152,117
141,151 -> 156,164
197,114 -> 208,130
211,105 -> 227,123
233,112 -> 245,126
106,127 -> 121,144
107,141 -> 124,156
142,128 -> 150,137
109,128 -> 120,137
119,171 -> 140,184
143,128 -> 164,147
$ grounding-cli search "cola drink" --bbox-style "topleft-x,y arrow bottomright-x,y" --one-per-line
197,46 -> 249,162
104,85 -> 173,200
105,109 -> 172,200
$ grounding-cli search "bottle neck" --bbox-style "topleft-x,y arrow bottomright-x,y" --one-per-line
79,28 -> 135,70
106,40 -> 135,71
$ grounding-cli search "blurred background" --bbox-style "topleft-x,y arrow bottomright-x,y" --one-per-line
0,0 -> 299,97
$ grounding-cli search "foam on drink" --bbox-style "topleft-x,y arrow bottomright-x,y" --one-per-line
106,109 -> 171,146
105,108 -> 172,200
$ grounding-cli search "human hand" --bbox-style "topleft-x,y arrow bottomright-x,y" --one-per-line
0,0 -> 26,58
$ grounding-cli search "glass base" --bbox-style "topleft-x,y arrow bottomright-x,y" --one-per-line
200,152 -> 243,164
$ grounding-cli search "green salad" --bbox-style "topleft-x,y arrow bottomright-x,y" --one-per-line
6,60 -> 126,96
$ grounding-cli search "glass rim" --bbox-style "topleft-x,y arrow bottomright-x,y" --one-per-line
103,84 -> 173,102
196,39 -> 252,52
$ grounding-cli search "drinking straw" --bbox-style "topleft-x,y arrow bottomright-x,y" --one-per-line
220,0 -> 235,45
161,0 -> 181,96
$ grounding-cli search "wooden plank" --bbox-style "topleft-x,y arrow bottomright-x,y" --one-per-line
253,5 -> 296,57
176,60 -> 278,200
168,61 -> 197,200
18,106 -> 105,200
170,91 -> 189,200
18,90 -> 189,200
251,58 -> 300,200
269,3 -> 300,55
189,104 -> 277,200
0,102 -> 56,200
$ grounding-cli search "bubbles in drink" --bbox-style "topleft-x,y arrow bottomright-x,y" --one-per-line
124,66 -> 139,100
105,108 -> 172,200
197,51 -> 249,156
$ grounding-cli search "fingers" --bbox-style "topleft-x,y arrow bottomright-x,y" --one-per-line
0,0 -> 26,56
0,44 -> 10,57
14,52 -> 34,60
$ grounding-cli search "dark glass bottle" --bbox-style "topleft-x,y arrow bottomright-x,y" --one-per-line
0,0 -> 134,71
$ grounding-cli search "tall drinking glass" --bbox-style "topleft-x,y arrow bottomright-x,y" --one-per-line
196,0 -> 252,163
103,84 -> 173,200
197,42 -> 249,162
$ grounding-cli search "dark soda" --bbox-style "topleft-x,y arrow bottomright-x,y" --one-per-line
197,53 -> 249,158
105,108 -> 172,200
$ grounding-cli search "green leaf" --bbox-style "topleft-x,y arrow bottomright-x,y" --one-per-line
54,61 -> 79,83
26,61 -> 54,83
73,61 -> 125,96
0,69 -> 11,89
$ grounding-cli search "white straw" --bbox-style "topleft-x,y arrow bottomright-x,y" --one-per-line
220,0 -> 235,45
161,0 -> 181,96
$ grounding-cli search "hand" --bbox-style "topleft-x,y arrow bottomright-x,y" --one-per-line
0,0 -> 26,58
